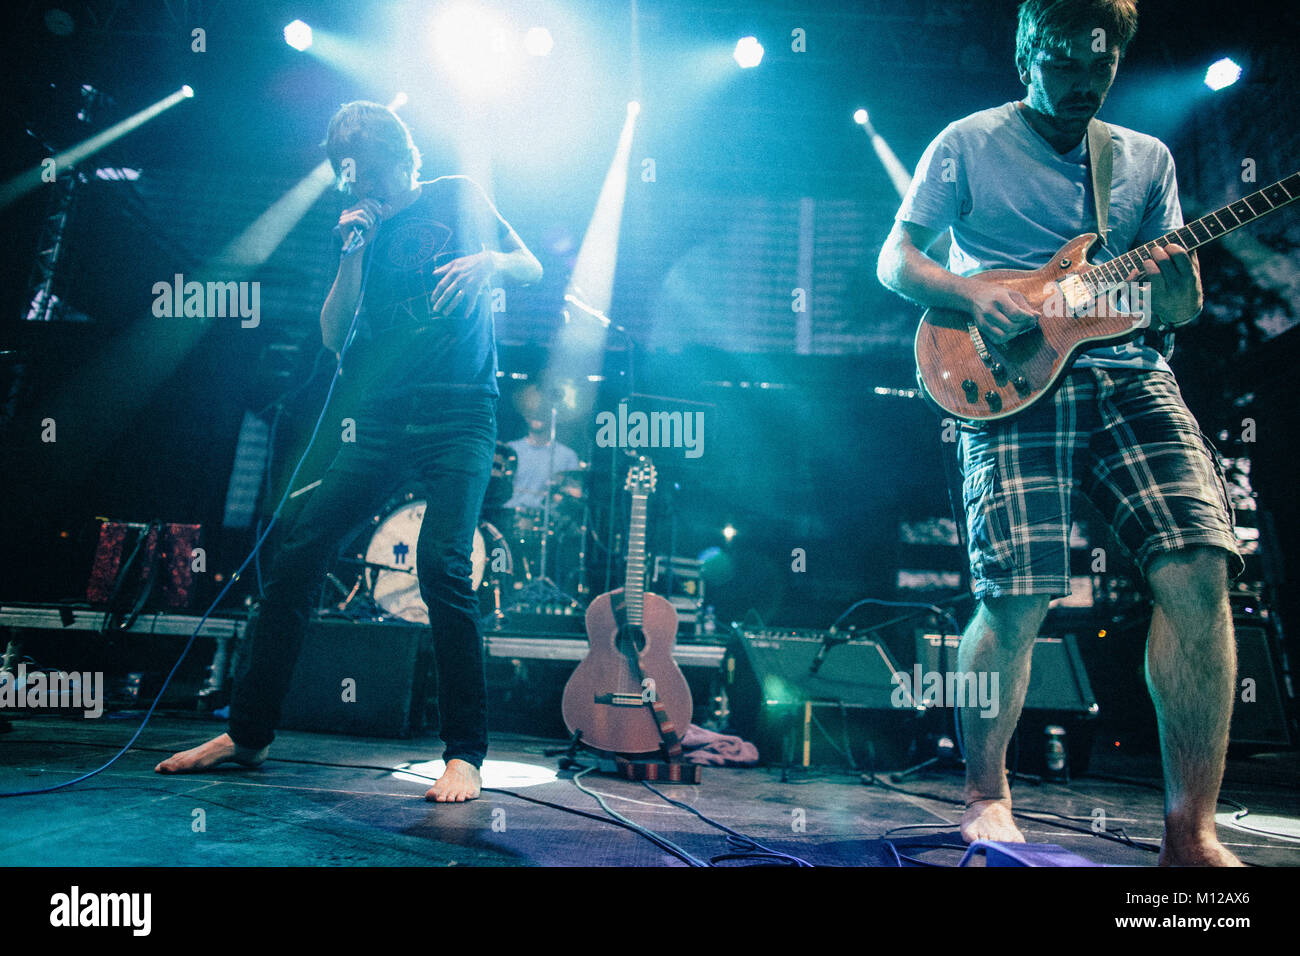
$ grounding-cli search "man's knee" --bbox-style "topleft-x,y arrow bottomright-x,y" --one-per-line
978,594 -> 1052,642
1147,546 -> 1230,611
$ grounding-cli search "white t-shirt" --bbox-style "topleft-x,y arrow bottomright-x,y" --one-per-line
896,101 -> 1189,370
504,438 -> 580,509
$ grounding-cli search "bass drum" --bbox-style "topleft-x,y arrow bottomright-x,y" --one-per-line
365,499 -> 513,624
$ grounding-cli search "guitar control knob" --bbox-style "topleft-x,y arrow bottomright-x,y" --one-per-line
990,363 -> 1008,385
984,391 -> 1002,412
1013,375 -> 1031,396
961,379 -> 979,403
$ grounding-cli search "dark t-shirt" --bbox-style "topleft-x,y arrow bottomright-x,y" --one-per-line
343,176 -> 513,400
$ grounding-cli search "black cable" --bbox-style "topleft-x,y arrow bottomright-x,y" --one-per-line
640,781 -> 814,867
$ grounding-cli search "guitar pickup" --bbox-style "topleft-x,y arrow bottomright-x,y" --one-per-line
1057,274 -> 1092,316
595,692 -> 645,707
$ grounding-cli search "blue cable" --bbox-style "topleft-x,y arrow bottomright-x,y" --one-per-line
2,234 -> 377,797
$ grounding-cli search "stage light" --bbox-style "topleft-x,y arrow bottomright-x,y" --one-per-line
433,5 -> 516,93
1204,57 -> 1241,91
394,759 -> 557,790
722,524 -> 737,542
627,100 -> 640,117
180,85 -> 194,98
389,91 -> 408,109
853,108 -> 869,125
524,26 -> 553,56
1,85 -> 194,209
733,36 -> 763,68
284,19 -> 312,51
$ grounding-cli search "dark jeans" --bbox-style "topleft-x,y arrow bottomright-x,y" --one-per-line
229,390 -> 496,767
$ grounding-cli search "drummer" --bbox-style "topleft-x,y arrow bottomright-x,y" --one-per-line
504,384 -> 580,510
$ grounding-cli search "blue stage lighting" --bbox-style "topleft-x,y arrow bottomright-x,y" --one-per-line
733,36 -> 763,68
1204,57 -> 1241,91
433,6 -> 515,93
284,19 -> 312,52
524,26 -> 553,56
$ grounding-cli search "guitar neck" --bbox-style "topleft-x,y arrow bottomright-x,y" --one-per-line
1080,170 -> 1300,297
623,491 -> 648,626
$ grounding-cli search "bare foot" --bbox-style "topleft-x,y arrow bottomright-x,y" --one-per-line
961,798 -> 1026,844
1160,833 -> 1245,866
154,733 -> 269,774
425,759 -> 482,802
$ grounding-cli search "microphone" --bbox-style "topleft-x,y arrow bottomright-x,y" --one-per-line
335,202 -> 387,257
562,293 -> 614,329
339,225 -> 367,256
809,626 -> 848,675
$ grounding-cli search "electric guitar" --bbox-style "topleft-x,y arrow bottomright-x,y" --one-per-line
561,457 -> 693,756
915,170 -> 1300,422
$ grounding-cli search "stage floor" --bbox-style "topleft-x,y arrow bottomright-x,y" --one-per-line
1,713 -> 1297,867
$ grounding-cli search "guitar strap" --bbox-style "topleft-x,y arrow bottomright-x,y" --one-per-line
1088,117 -> 1174,356
616,614 -> 685,761
1086,118 -> 1112,248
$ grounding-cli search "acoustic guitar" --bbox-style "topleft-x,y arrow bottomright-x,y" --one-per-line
561,457 -> 693,755
915,170 -> 1299,422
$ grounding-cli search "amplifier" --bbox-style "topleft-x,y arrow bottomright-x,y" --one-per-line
1231,616 -> 1294,748
722,628 -> 918,768
915,632 -> 1098,715
278,617 -> 432,738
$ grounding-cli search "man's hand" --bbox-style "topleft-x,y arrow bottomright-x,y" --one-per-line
964,278 -> 1042,345
1126,242 -> 1200,329
430,251 -> 494,317
337,199 -> 384,253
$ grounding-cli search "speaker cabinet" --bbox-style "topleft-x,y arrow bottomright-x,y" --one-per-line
1230,619 -> 1294,748
722,628 -> 918,768
278,617 -> 432,738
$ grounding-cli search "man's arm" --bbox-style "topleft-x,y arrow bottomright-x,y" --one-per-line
428,186 -> 542,315
321,253 -> 365,355
321,197 -> 382,354
877,220 -> 1041,345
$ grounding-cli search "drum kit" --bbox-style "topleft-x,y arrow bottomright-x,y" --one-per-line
320,441 -> 595,628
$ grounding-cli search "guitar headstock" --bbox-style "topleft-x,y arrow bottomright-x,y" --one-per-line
624,457 -> 657,496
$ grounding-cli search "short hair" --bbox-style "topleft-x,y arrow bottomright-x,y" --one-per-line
323,101 -> 422,194
1015,0 -> 1139,75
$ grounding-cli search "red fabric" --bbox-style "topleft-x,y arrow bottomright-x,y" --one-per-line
681,723 -> 760,766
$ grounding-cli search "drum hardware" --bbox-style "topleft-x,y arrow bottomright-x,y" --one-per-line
507,393 -> 585,615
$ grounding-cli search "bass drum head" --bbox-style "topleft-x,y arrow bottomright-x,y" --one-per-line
365,500 -> 512,624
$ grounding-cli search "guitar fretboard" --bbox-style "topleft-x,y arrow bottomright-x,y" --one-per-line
622,492 -> 647,626
1080,171 -> 1299,298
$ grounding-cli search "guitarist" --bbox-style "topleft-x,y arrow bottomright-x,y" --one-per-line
156,101 -> 543,802
878,0 -> 1243,865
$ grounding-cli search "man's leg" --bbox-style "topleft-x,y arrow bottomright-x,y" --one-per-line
157,426 -> 391,773
959,593 -> 1051,843
1145,546 -> 1243,866
407,395 -> 495,802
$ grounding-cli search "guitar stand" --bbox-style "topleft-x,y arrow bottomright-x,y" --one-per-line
546,729 -> 590,771
548,731 -> 702,783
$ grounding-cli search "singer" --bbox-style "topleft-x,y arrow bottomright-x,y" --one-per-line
156,101 -> 543,801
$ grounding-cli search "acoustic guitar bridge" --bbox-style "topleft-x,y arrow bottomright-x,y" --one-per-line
595,692 -> 646,707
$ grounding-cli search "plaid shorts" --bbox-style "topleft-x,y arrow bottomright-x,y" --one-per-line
958,367 -> 1243,599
